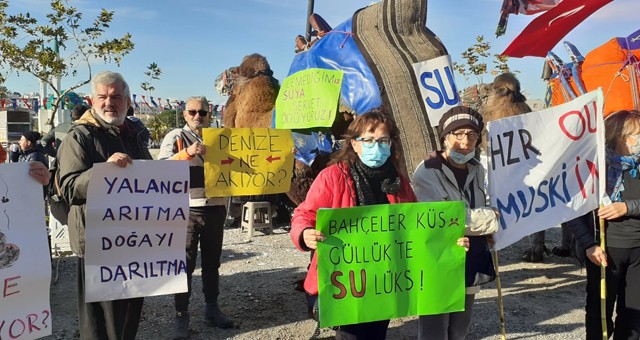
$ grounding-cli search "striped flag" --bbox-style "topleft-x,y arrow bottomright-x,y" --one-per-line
496,0 -> 561,36
502,0 -> 613,57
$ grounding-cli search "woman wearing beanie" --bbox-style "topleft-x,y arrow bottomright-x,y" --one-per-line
412,106 -> 499,340
18,131 -> 48,167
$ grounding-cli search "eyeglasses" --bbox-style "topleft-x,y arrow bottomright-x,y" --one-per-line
450,131 -> 479,141
186,110 -> 209,117
355,137 -> 392,148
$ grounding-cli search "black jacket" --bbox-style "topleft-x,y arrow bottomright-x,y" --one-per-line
57,110 -> 152,256
18,144 -> 48,167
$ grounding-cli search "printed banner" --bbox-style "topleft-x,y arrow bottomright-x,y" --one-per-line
274,68 -> 343,129
412,55 -> 461,127
487,89 -> 605,250
203,128 -> 294,197
0,163 -> 52,339
84,161 -> 189,302
316,202 -> 466,328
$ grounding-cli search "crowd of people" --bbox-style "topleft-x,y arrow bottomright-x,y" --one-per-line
2,69 -> 639,340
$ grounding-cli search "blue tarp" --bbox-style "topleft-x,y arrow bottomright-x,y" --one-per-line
276,18 -> 382,166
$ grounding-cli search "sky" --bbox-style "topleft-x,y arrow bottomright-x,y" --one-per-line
2,0 -> 639,106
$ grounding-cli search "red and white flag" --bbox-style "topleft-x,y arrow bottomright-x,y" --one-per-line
502,0 -> 613,58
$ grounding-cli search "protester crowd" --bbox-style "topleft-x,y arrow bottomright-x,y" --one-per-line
1,69 -> 638,340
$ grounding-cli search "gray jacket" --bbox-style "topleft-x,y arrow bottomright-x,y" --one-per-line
412,151 -> 498,289
157,126 -> 225,207
412,151 -> 498,236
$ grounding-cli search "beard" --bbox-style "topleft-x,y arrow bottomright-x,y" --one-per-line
96,107 -> 126,126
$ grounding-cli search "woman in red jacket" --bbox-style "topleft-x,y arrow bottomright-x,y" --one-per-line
291,109 -> 468,339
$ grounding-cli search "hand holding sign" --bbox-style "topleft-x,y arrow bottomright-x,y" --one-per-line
107,152 -> 133,168
186,141 -> 206,157
302,229 -> 326,249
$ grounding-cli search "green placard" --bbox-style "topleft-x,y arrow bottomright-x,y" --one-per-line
316,201 -> 466,328
274,68 -> 343,129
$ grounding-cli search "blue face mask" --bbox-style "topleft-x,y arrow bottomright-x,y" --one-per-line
359,143 -> 391,168
448,149 -> 475,164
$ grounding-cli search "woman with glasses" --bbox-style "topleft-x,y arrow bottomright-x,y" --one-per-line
290,109 -> 418,339
566,110 -> 640,339
411,106 -> 499,340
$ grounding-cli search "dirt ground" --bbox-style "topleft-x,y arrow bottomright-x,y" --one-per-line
45,224 -> 590,340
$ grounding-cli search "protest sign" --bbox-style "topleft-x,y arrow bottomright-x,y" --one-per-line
487,89 -> 605,250
316,202 -> 466,328
84,160 -> 189,302
412,55 -> 461,127
274,68 -> 343,129
0,163 -> 51,339
203,128 -> 294,197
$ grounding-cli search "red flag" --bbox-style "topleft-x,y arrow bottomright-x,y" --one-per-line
21,98 -> 31,109
502,0 -> 613,58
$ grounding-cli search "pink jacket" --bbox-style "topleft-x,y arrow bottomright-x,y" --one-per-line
290,162 -> 417,295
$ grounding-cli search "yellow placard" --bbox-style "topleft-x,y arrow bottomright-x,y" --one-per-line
274,68 -> 343,129
202,128 -> 294,197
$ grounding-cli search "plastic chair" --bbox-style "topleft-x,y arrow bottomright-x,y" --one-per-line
241,201 -> 273,237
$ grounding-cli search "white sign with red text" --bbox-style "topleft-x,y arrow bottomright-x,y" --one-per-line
0,163 -> 51,339
487,90 -> 605,250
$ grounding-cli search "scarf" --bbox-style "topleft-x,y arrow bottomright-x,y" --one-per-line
349,158 -> 400,206
606,149 -> 640,202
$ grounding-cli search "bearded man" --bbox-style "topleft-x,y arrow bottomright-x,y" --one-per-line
57,71 -> 152,339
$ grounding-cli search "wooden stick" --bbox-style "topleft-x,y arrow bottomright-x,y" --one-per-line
600,215 -> 607,340
492,250 -> 507,340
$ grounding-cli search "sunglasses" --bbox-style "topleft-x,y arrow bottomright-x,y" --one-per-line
186,110 -> 209,117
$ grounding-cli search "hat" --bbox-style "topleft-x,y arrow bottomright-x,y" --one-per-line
71,104 -> 89,121
21,131 -> 41,144
438,106 -> 484,139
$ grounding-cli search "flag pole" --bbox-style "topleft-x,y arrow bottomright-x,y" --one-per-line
491,249 -> 507,340
304,0 -> 315,43
599,213 -> 607,340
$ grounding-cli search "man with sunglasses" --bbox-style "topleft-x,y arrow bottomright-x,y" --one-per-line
158,96 -> 235,339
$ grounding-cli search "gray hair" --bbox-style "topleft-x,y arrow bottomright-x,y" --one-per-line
91,71 -> 131,99
186,96 -> 209,109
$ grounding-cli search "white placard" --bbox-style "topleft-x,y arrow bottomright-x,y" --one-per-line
84,160 -> 189,302
0,163 -> 51,339
487,89 -> 605,250
412,55 -> 461,127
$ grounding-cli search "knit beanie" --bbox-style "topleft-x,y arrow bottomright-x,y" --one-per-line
22,131 -> 41,144
438,106 -> 484,140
